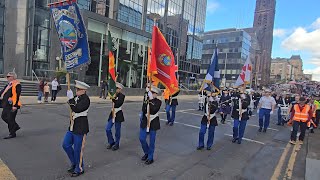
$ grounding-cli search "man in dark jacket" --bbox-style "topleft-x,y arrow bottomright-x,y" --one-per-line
165,90 -> 179,126
0,72 -> 22,139
105,82 -> 125,151
63,80 -> 90,177
139,86 -> 162,165
231,91 -> 251,144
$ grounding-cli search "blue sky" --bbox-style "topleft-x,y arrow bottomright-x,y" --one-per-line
205,0 -> 320,80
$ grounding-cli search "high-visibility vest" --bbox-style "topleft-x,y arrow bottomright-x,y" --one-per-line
1,80 -> 22,107
293,104 -> 310,122
311,104 -> 316,118
314,100 -> 320,110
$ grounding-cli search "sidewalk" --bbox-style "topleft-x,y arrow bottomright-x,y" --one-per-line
306,130 -> 320,180
20,95 -> 198,105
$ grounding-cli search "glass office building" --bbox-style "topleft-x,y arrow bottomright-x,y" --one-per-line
2,0 -> 206,88
201,29 -> 253,87
0,1 -> 4,74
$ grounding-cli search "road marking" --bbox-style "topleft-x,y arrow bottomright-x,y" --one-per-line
0,158 -> 16,180
171,110 -> 280,132
159,119 -> 265,145
95,105 -> 112,109
224,134 -> 265,145
271,143 -> 291,180
283,143 -> 301,179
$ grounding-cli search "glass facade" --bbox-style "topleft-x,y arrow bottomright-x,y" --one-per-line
26,0 -> 52,77
118,0 -> 143,29
0,1 -> 4,74
201,30 -> 252,87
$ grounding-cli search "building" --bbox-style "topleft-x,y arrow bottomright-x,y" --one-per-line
200,28 -> 253,87
252,0 -> 276,85
303,74 -> 312,81
1,0 -> 207,88
270,55 -> 303,82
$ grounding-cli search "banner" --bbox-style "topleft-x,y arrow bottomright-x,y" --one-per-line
234,56 -> 252,87
107,30 -> 117,99
50,2 -> 90,70
201,47 -> 220,92
151,26 -> 179,95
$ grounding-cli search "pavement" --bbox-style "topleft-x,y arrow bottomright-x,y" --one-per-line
0,97 -> 319,179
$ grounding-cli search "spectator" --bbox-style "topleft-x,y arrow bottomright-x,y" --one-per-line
44,82 -> 50,103
51,77 -> 59,102
100,80 -> 107,99
37,80 -> 44,103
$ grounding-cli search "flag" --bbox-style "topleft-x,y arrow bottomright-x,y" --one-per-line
201,47 -> 220,92
150,26 -> 179,95
234,55 -> 252,87
107,30 -> 117,99
50,2 -> 90,70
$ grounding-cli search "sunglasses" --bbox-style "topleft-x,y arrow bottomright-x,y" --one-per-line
6,76 -> 12,78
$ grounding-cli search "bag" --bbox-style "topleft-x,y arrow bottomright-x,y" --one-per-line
57,85 -> 62,91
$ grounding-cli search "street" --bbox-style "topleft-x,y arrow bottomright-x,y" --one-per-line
0,98 -> 309,180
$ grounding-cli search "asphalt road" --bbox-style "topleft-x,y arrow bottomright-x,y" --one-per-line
0,98 -> 308,180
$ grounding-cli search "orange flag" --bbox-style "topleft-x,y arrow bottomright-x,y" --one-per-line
151,26 -> 179,95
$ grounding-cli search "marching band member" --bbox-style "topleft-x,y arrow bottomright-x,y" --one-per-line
231,90 -> 251,144
197,91 -> 219,150
139,86 -> 162,165
219,88 -> 231,124
166,91 -> 179,126
63,80 -> 90,177
105,82 -> 125,151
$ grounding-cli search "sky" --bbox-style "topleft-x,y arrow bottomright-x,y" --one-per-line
204,0 -> 320,81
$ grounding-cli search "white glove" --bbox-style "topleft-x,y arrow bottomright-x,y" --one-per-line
146,87 -> 150,92
270,111 -> 274,115
257,109 -> 260,114
148,91 -> 153,99
209,97 -> 214,102
67,90 -> 74,99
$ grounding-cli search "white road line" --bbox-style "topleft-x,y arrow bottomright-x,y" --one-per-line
159,119 -> 265,145
224,134 -> 265,145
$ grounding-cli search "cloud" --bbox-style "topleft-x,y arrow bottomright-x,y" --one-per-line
311,17 -> 320,29
304,67 -> 320,81
273,28 -> 287,38
206,0 -> 219,14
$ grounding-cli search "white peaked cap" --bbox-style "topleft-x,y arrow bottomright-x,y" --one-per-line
75,80 -> 90,90
116,82 -> 124,89
150,86 -> 161,94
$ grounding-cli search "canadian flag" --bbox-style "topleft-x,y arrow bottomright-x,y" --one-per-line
234,56 -> 252,87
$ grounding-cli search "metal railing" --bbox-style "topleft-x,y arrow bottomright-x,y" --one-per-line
31,70 -> 40,82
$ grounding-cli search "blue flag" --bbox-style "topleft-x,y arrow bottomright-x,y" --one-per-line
202,47 -> 220,92
50,2 -> 90,70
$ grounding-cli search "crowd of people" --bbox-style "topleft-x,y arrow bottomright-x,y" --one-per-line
37,77 -> 61,103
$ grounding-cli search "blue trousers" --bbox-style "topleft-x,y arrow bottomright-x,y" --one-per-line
139,128 -> 156,161
198,123 -> 215,148
277,107 -> 283,125
233,119 -> 247,142
166,104 -> 176,123
37,91 -> 43,101
62,131 -> 86,173
105,119 -> 122,146
259,108 -> 271,129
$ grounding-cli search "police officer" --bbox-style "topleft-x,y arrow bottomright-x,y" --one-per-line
139,86 -> 162,165
63,80 -> 90,177
197,91 -> 219,150
166,91 -> 179,126
231,90 -> 251,144
106,82 -> 125,151
0,72 -> 21,139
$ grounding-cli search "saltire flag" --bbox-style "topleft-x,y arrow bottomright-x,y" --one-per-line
234,55 -> 252,87
50,1 -> 90,70
201,47 -> 220,92
149,26 -> 179,95
107,30 -> 117,99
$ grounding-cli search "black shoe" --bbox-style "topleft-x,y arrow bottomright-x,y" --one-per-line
197,146 -> 204,150
67,165 -> 76,173
169,122 -> 174,126
166,121 -> 170,125
207,147 -> 211,150
14,126 -> 21,132
221,120 -> 225,124
311,129 -> 314,133
237,140 -> 242,144
112,145 -> 119,151
107,143 -> 115,149
71,171 -> 84,177
276,123 -> 281,126
141,154 -> 148,161
4,134 -> 16,139
263,129 -> 267,133
145,159 -> 154,165
232,138 -> 238,143
258,127 -> 262,132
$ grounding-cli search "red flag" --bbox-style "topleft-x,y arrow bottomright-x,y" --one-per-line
147,47 -> 157,77
151,26 -> 179,95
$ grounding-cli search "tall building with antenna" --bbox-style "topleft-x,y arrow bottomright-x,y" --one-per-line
252,0 -> 276,86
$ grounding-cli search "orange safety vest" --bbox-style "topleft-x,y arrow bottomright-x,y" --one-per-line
1,80 -> 22,107
293,104 -> 310,122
